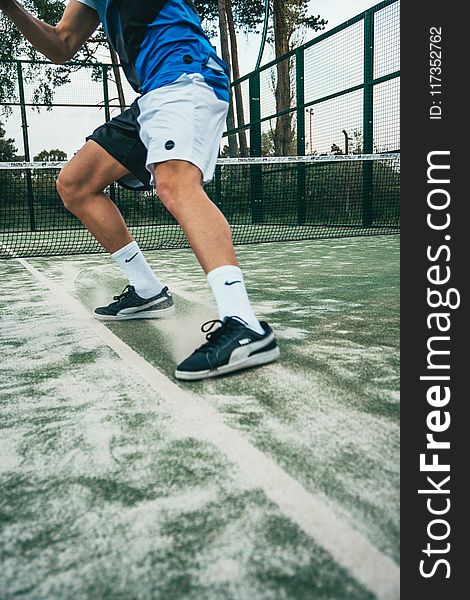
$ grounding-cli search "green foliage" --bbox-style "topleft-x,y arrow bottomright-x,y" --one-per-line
349,129 -> 363,154
261,131 -> 275,156
331,143 -> 343,155
0,160 -> 399,239
0,1 -> 107,114
194,0 -> 265,36
195,0 -> 326,41
0,120 -> 18,160
205,161 -> 400,227
34,148 -> 67,161
273,0 -> 327,50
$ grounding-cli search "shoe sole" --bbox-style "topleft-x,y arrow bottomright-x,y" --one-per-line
93,304 -> 175,321
175,346 -> 280,381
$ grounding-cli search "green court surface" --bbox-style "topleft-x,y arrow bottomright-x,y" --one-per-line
0,236 -> 400,600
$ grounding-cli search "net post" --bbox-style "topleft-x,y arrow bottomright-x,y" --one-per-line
214,163 -> 222,208
102,64 -> 111,123
362,9 -> 374,227
296,48 -> 306,225
16,61 -> 36,232
102,64 -> 116,203
249,71 -> 263,224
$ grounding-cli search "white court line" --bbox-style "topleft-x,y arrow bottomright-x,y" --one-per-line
9,253 -> 400,600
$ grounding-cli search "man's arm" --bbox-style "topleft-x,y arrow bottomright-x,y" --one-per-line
0,0 -> 100,64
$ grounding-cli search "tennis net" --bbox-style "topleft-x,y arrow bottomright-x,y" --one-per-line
0,153 -> 399,258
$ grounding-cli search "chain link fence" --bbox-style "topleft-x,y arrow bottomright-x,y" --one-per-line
0,0 -> 399,162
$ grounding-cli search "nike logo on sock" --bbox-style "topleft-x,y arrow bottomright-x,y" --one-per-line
125,252 -> 139,263
225,280 -> 242,286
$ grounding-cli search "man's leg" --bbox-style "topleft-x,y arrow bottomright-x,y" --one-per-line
56,141 -> 172,315
57,140 -> 132,253
154,159 -> 264,335
154,160 -> 236,272
154,159 -> 279,380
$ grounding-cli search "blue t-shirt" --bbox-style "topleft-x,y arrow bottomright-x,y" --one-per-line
76,0 -> 230,101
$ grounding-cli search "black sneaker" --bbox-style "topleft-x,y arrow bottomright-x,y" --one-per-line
94,285 -> 174,321
175,316 -> 280,380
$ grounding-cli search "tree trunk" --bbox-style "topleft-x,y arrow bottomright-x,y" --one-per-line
109,46 -> 127,114
273,0 -> 295,155
218,0 -> 238,157
226,0 -> 248,157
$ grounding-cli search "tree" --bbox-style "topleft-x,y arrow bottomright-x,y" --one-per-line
272,1 -> 326,155
196,0 -> 265,157
349,129 -> 363,154
0,121 -> 17,160
0,122 -> 18,211
2,1 -> 327,159
0,1 -> 125,115
331,143 -> 343,155
34,148 -> 67,161
217,0 -> 238,157
195,0 -> 265,36
261,131 -> 274,156
213,0 -> 263,156
226,0 -> 248,156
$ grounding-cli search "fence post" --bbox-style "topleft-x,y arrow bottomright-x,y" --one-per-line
249,71 -> 263,224
214,164 -> 222,209
16,61 -> 36,232
102,64 -> 116,203
296,48 -> 306,225
362,9 -> 374,227
102,64 -> 111,122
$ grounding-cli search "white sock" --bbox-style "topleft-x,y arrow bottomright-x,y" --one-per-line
112,241 -> 164,299
207,265 -> 264,335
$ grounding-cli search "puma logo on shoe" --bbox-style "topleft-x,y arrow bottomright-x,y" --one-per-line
174,316 -> 280,380
125,253 -> 138,263
224,280 -> 241,286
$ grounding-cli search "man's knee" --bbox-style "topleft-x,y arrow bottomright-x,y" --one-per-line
56,167 -> 90,212
156,164 -> 202,214
157,179 -> 184,214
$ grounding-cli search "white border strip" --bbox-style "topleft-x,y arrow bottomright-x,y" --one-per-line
218,153 -> 400,165
7,251 -> 399,600
0,161 -> 67,170
0,153 -> 400,170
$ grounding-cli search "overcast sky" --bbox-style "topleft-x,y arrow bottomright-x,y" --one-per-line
236,0 -> 380,74
4,0 -> 383,159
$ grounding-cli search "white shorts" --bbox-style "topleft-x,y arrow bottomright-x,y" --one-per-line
137,73 -> 229,185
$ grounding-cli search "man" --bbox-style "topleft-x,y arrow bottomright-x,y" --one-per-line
0,0 -> 279,380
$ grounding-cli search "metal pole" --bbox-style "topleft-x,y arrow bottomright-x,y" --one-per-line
363,12 -> 374,154
342,129 -> 349,155
249,71 -> 263,224
16,61 -> 36,232
255,0 -> 270,70
296,49 -> 306,224
249,71 -> 262,157
296,49 -> 305,157
102,64 -> 116,203
362,10 -> 374,227
102,64 -> 111,122
214,164 -> 222,209
308,109 -> 314,154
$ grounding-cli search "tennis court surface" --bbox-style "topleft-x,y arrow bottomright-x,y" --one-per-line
0,235 -> 399,600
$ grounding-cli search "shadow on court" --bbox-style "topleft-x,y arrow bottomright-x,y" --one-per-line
0,236 -> 399,600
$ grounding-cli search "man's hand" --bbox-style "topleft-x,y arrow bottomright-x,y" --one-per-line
0,0 -> 100,64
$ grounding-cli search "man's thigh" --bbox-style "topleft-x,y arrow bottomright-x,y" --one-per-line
85,99 -> 152,191
154,159 -> 203,192
59,140 -> 130,193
